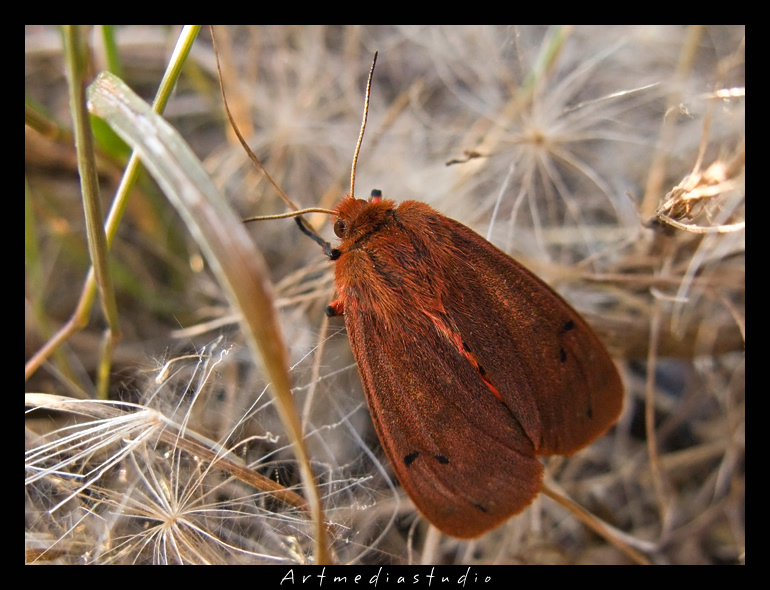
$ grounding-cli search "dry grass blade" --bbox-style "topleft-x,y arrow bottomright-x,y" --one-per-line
25,389 -> 312,564
85,72 -> 330,563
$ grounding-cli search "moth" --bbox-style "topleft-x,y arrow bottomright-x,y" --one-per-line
324,188 -> 623,538
241,51 -> 623,538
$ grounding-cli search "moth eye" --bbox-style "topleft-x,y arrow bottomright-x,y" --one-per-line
333,219 -> 347,238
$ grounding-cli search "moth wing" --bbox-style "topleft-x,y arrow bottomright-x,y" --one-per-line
344,304 -> 544,539
443,218 -> 624,457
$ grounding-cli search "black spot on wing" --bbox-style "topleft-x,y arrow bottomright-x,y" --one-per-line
434,454 -> 449,465
404,451 -> 419,467
559,320 -> 575,362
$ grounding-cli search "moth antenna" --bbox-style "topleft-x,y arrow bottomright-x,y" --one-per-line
242,207 -> 339,223
350,51 -> 378,201
210,26 -> 300,212
212,26 -> 339,257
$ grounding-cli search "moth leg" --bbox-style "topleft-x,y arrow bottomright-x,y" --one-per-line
326,299 -> 344,317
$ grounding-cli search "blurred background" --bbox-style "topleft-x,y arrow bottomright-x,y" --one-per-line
25,25 -> 744,564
